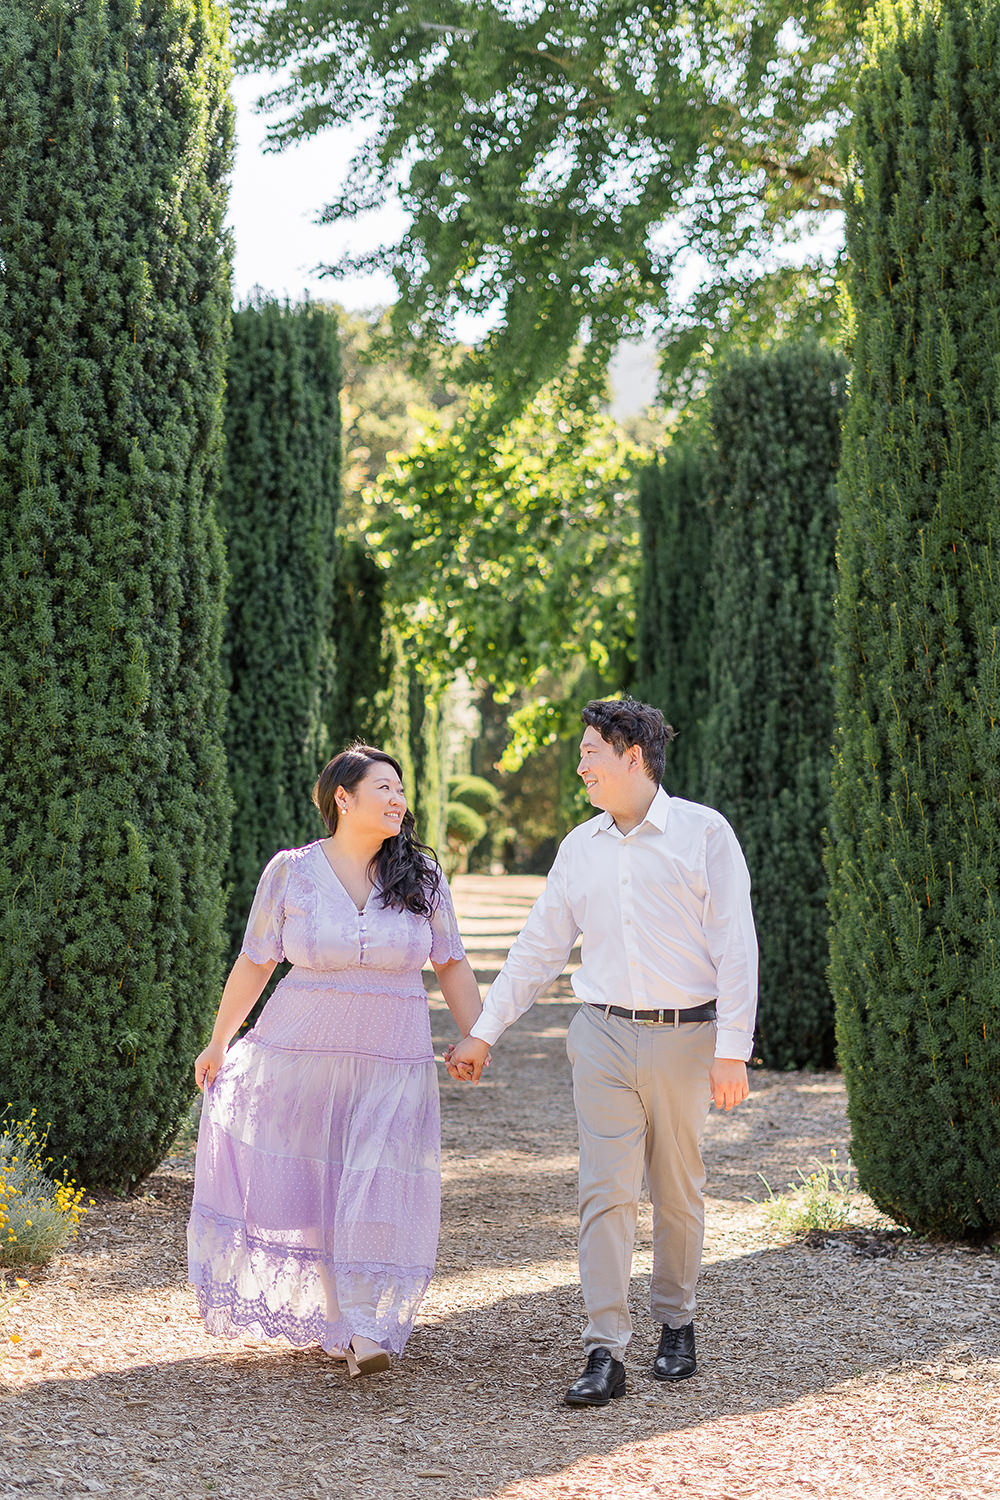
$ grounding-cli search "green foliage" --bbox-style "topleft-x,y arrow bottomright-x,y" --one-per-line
232,0 -> 860,405
634,439 -> 714,800
221,298 -> 341,962
405,673 -> 445,852
444,802 -> 488,850
366,628 -> 447,852
705,343 -> 847,1070
327,537 -> 391,747
828,0 -> 1000,1238
372,385 -> 640,766
469,687 -> 569,873
0,0 -> 233,1188
758,1151 -> 867,1236
447,775 -> 501,815
446,773 -> 509,873
335,305 -> 468,532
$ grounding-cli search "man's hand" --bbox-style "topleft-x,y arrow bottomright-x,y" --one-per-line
446,1036 -> 491,1083
710,1057 -> 749,1111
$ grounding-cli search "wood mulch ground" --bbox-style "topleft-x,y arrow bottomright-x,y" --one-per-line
2,874 -> 999,1500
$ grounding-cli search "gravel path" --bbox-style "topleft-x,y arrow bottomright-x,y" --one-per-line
2,874 -> 998,1500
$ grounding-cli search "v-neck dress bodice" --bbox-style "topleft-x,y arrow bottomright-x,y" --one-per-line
187,841 -> 466,1356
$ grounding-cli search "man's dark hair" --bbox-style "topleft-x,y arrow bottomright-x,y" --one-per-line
580,696 -> 676,785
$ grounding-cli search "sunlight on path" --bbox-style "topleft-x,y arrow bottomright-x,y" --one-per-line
1,876 -> 998,1500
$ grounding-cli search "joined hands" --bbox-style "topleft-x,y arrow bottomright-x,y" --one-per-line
444,1035 -> 491,1082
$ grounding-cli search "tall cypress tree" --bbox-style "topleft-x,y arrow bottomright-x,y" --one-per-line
326,538 -> 390,748
829,0 -> 1000,1236
221,299 -> 340,960
0,0 -> 233,1187
634,440 -> 714,801
705,343 -> 847,1070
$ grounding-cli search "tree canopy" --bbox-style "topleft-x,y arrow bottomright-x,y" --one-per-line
232,0 -> 866,404
371,384 -> 639,765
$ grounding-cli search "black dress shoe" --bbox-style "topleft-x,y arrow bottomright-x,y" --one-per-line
652,1322 -> 697,1381
564,1347 -> 626,1406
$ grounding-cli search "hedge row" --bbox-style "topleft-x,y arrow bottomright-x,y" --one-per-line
636,343 -> 847,1070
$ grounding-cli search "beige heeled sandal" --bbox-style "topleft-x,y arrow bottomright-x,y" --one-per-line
345,1337 -> 391,1378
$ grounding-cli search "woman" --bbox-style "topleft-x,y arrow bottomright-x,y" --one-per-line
187,745 -> 482,1376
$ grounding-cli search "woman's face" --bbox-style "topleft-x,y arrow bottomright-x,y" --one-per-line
339,761 -> 407,840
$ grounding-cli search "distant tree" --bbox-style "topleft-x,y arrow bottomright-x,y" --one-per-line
233,1 -> 862,405
634,439 -> 714,801
828,0 -> 1000,1237
0,0 -> 233,1188
326,536 -> 390,747
221,299 -> 341,962
334,306 -> 468,531
372,383 -> 639,772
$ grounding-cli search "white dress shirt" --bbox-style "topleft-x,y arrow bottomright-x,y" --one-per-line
469,784 -> 758,1060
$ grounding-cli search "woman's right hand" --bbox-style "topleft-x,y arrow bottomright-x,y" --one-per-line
194,1039 -> 227,1092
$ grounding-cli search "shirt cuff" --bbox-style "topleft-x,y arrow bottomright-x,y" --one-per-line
470,1014 -> 507,1046
714,1027 -> 754,1061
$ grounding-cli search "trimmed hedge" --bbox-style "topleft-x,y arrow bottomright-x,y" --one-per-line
828,0 -> 1000,1236
704,344 -> 847,1069
221,299 -> 341,960
0,0 -> 233,1188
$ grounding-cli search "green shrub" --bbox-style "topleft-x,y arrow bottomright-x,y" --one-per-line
447,775 -> 502,815
0,0 -> 233,1188
704,343 -> 847,1069
828,0 -> 1000,1237
444,802 -> 488,850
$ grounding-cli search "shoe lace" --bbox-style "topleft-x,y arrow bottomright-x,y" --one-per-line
660,1326 -> 686,1349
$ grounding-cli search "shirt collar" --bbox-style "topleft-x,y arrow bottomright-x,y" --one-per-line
591,783 -> 670,837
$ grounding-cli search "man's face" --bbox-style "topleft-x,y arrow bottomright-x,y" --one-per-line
577,725 -> 634,808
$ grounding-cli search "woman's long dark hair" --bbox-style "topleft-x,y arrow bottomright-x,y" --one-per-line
312,745 -> 443,917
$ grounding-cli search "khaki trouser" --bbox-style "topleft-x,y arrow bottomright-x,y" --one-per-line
565,1002 -> 715,1361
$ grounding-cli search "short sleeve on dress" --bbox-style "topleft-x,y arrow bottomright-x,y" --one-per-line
240,849 -> 291,965
428,874 -> 466,964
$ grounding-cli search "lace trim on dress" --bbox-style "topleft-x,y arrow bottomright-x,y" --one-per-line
189,1218 -> 433,1356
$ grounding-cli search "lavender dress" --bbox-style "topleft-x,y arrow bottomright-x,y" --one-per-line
186,841 -> 465,1355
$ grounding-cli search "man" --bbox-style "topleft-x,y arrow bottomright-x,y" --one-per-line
448,696 -> 757,1406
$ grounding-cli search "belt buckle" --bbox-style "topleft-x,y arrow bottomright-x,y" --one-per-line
636,1009 -> 664,1026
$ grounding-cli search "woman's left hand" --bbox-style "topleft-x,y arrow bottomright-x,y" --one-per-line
194,1038 -> 227,1092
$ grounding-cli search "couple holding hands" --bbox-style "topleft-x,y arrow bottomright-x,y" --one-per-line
187,697 -> 757,1404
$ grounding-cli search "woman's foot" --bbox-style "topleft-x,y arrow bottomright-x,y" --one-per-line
345,1335 -> 391,1378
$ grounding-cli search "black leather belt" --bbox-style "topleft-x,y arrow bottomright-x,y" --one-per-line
597,1000 -> 717,1025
